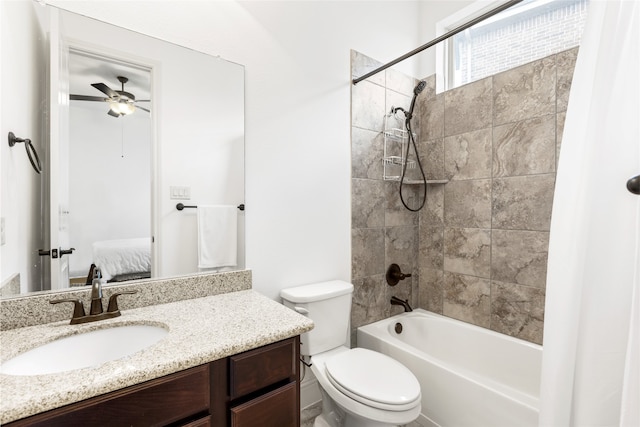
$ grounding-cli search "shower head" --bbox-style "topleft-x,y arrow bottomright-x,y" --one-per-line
414,80 -> 427,95
406,80 -> 427,120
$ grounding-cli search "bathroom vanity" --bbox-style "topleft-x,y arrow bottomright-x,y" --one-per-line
5,337 -> 300,426
0,275 -> 313,426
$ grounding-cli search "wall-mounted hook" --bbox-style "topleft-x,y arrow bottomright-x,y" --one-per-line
386,263 -> 412,286
8,132 -> 42,174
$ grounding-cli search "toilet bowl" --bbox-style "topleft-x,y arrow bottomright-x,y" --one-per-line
311,347 -> 421,427
280,281 -> 421,427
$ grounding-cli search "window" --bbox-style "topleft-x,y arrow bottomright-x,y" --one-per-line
436,0 -> 589,91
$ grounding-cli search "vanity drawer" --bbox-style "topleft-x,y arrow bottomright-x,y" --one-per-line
7,364 -> 210,427
229,338 -> 296,399
231,382 -> 297,427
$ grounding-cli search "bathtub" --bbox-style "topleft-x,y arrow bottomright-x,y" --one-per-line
357,309 -> 542,427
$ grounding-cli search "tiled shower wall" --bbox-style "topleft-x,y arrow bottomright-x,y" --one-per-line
351,48 -> 578,345
350,51 -> 421,342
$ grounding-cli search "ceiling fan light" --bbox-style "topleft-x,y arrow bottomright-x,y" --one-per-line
109,99 -> 136,115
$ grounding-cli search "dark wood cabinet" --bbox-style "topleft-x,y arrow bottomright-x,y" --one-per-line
231,382 -> 298,427
7,336 -> 300,427
212,336 -> 300,427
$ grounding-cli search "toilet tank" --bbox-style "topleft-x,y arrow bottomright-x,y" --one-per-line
280,280 -> 353,357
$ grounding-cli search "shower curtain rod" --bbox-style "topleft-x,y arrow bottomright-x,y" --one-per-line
352,0 -> 524,85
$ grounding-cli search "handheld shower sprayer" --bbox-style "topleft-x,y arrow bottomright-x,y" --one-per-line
392,80 -> 426,121
396,80 -> 427,212
406,80 -> 426,120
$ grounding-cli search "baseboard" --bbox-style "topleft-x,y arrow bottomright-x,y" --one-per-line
417,413 -> 440,427
300,376 -> 321,409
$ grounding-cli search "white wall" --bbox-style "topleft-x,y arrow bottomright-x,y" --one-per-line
47,0 -> 471,300
0,1 -> 46,292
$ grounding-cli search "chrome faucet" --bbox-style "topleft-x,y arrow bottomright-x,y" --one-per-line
50,274 -> 138,325
390,296 -> 413,312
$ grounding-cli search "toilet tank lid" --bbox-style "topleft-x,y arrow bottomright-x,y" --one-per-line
280,280 -> 353,303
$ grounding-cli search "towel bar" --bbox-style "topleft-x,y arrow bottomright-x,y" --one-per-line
176,203 -> 245,211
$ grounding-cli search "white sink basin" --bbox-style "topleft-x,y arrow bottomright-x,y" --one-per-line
0,324 -> 168,376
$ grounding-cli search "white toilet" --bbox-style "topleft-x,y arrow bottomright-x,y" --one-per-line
281,280 -> 421,427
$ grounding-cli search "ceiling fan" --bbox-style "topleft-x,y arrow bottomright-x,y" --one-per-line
70,76 -> 151,117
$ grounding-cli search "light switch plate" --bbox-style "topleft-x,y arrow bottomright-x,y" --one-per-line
170,186 -> 191,200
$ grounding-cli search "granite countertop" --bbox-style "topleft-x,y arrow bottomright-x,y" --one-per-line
0,289 -> 314,424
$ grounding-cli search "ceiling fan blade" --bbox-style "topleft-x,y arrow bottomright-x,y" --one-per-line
137,106 -> 151,113
70,94 -> 109,102
92,82 -> 118,98
107,109 -> 121,118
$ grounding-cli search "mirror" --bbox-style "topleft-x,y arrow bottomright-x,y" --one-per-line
0,2 -> 245,297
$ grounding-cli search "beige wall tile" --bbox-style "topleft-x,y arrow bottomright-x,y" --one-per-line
444,77 -> 493,136
351,50 -> 385,86
444,227 -> 492,278
419,138 -> 445,180
351,275 -> 388,330
444,179 -> 492,228
385,181 -> 420,227
419,267 -> 444,314
492,174 -> 555,231
421,184 -> 445,226
493,115 -> 556,177
385,226 -> 417,273
490,281 -> 545,344
417,92 -> 444,141
352,178 -> 385,229
443,272 -> 491,328
493,56 -> 556,125
351,228 -> 385,279
444,128 -> 492,180
352,80 -> 385,131
419,226 -> 444,270
352,127 -> 383,179
386,68 -> 417,96
491,229 -> 549,288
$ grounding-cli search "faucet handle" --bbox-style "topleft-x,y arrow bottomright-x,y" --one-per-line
386,263 -> 412,286
50,298 -> 86,321
107,290 -> 138,313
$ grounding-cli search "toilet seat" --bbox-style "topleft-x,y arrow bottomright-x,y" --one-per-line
324,348 -> 421,412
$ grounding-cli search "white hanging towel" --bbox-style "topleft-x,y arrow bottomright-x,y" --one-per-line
197,205 -> 238,269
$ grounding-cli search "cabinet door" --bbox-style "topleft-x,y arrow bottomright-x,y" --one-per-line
229,338 -> 296,399
230,382 -> 297,427
7,365 -> 210,427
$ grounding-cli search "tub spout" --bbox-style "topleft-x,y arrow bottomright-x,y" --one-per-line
390,296 -> 413,312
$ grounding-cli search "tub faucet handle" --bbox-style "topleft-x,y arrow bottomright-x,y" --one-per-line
386,263 -> 412,286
